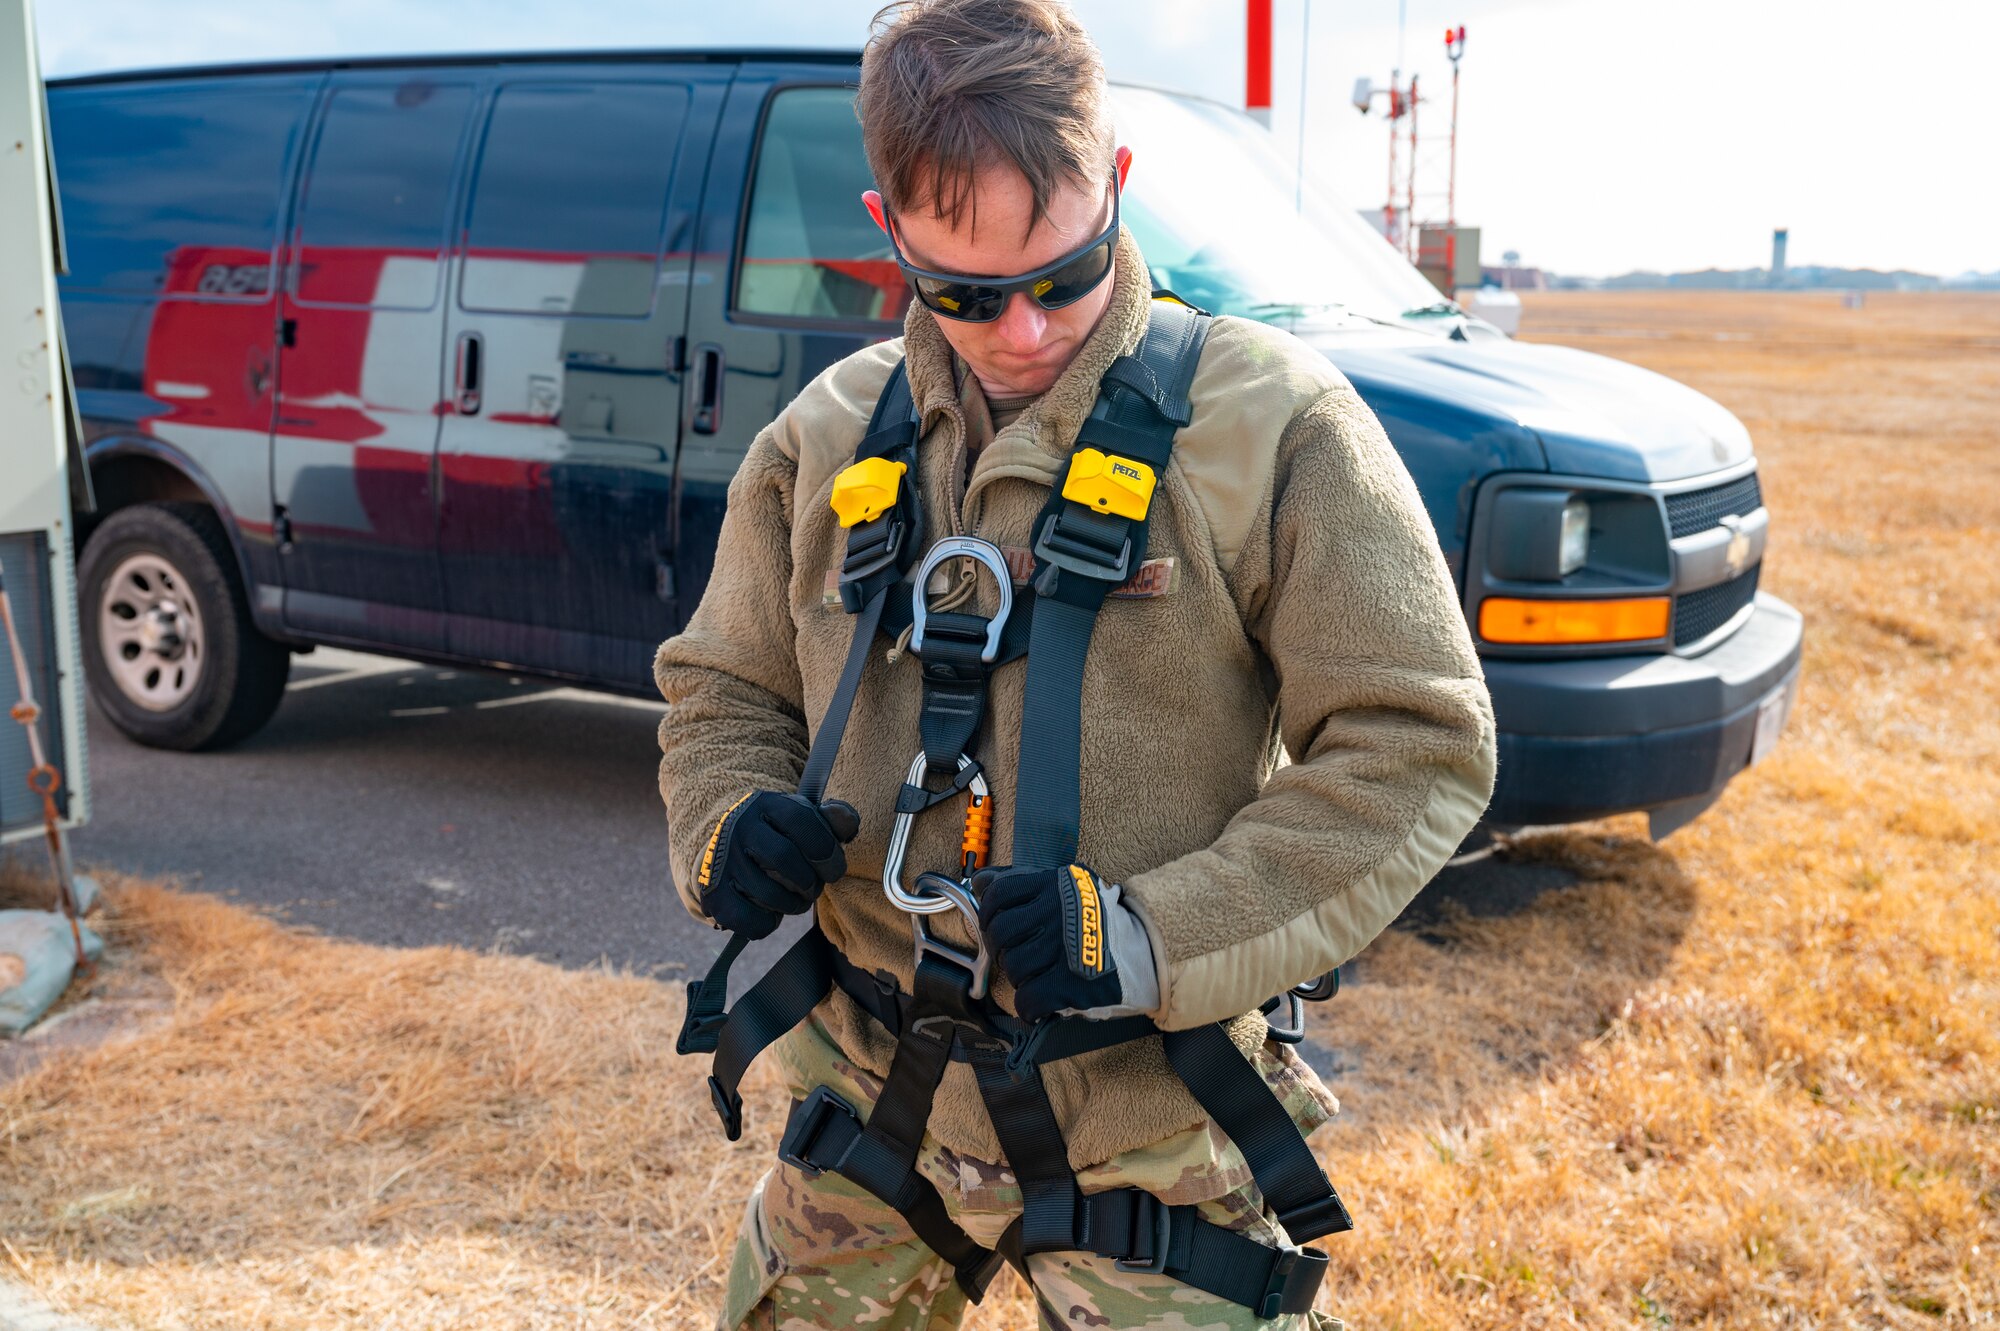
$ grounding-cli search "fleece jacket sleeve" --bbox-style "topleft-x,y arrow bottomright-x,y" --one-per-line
653,433 -> 811,925
1123,384 -> 1499,1031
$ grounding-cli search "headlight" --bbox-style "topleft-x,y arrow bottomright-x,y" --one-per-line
1470,476 -> 1674,653
1486,488 -> 1582,582
1558,498 -> 1591,575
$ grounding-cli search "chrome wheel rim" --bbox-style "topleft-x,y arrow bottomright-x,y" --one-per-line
98,552 -> 205,712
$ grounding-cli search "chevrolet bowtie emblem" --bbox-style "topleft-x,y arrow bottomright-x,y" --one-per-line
1719,514 -> 1752,578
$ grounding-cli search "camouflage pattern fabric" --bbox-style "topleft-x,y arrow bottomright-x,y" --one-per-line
719,1013 -> 1348,1330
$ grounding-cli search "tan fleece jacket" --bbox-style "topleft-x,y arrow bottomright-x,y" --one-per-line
655,226 -> 1497,1169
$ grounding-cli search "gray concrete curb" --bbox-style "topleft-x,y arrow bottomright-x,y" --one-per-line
0,1278 -> 104,1331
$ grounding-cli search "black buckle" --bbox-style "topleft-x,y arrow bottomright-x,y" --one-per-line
1277,1190 -> 1355,1242
1111,1191 -> 1174,1274
676,982 -> 726,1055
838,515 -> 908,610
707,1075 -> 745,1142
908,1008 -> 1007,1053
1261,990 -> 1306,1045
1031,509 -> 1132,595
776,1086 -> 858,1179
1256,1246 -> 1305,1321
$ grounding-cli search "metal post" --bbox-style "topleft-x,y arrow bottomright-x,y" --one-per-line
1406,75 -> 1419,262
1445,27 -> 1466,289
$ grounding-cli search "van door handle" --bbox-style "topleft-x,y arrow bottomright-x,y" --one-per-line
690,343 -> 723,436
454,330 -> 483,416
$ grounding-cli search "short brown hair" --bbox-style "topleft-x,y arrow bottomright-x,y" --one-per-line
857,0 -> 1113,243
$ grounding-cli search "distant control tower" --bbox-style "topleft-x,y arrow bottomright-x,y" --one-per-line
1771,229 -> 1789,286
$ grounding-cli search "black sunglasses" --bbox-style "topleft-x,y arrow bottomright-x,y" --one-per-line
883,182 -> 1120,323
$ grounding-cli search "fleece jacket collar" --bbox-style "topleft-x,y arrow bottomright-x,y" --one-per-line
900,224 -> 1156,521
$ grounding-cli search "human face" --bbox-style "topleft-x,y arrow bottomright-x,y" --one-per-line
865,148 -> 1131,399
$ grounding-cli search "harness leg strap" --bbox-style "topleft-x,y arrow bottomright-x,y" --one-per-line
972,1056 -> 1082,1255
777,1020 -> 1004,1302
1162,1023 -> 1354,1242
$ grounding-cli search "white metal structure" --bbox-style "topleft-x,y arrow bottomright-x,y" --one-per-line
0,0 -> 90,847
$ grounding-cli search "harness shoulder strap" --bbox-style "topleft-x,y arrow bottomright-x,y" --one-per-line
677,358 -> 924,1126
1011,298 -> 1212,868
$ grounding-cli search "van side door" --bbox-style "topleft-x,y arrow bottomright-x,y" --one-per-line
678,67 -> 904,623
272,70 -> 479,651
435,64 -> 727,687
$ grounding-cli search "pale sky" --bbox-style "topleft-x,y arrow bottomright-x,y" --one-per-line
37,0 -> 2000,279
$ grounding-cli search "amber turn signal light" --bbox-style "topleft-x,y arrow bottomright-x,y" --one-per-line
1479,596 -> 1670,645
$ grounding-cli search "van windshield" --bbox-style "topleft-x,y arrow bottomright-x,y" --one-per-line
1109,85 -> 1454,332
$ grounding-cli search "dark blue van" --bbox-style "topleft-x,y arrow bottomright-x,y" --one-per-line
48,50 -> 1801,839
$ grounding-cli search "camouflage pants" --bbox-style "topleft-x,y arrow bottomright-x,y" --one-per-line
719,1012 -> 1347,1330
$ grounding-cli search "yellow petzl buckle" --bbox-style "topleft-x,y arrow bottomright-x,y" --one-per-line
829,457 -> 907,528
1060,449 -> 1156,522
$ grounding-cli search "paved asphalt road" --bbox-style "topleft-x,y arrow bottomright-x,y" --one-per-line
68,647 -> 715,978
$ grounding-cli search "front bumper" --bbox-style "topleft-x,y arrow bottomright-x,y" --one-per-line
1481,592 -> 1803,827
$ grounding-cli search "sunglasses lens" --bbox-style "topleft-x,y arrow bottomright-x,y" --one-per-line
1029,236 -> 1115,309
914,276 -> 1006,322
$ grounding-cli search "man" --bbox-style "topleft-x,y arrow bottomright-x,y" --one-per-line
655,1 -> 1497,1325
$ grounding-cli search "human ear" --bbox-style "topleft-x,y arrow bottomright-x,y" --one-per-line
1114,145 -> 1132,191
862,189 -> 889,235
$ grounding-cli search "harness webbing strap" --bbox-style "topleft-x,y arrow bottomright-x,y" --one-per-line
780,1048 -> 1006,1301
797,588 -> 888,805
972,1058 -> 1082,1254
686,927 -> 833,1140
994,1192 -> 1329,1319
1162,1024 -> 1355,1242
799,360 -> 920,802
912,609 -> 994,775
1010,299 -> 1211,868
672,359 -> 920,1087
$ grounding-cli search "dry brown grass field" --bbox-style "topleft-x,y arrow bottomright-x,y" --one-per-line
1,290 -> 1994,1329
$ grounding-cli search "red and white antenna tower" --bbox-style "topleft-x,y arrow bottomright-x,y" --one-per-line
1353,22 -> 1468,277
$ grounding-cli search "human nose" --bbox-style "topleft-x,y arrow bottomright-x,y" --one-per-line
990,291 -> 1048,352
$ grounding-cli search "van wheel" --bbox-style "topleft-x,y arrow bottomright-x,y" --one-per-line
78,502 -> 290,751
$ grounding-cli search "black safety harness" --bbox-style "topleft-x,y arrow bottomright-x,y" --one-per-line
678,298 -> 1350,1320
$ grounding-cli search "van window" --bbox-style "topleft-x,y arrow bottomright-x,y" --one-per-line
459,82 -> 687,318
736,87 -> 906,324
292,80 -> 474,309
47,76 -> 316,299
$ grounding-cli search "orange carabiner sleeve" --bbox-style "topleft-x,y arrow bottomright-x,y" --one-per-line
961,794 -> 993,872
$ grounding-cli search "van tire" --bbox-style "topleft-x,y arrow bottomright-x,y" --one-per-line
77,502 -> 290,751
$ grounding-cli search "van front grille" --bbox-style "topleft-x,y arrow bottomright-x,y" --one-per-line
1674,564 -> 1760,647
1665,472 -> 1763,540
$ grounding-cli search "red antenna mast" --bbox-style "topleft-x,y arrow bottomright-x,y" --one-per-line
1245,0 -> 1273,128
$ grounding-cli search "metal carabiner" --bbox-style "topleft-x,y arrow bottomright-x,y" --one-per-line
908,536 -> 1014,662
883,752 -> 990,912
880,748 -> 995,1000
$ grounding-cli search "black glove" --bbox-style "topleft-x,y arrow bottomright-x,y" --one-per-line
696,791 -> 860,939
974,862 -> 1158,1021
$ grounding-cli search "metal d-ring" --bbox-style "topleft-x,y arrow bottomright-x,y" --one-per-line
912,871 -> 991,999
908,536 -> 1014,663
